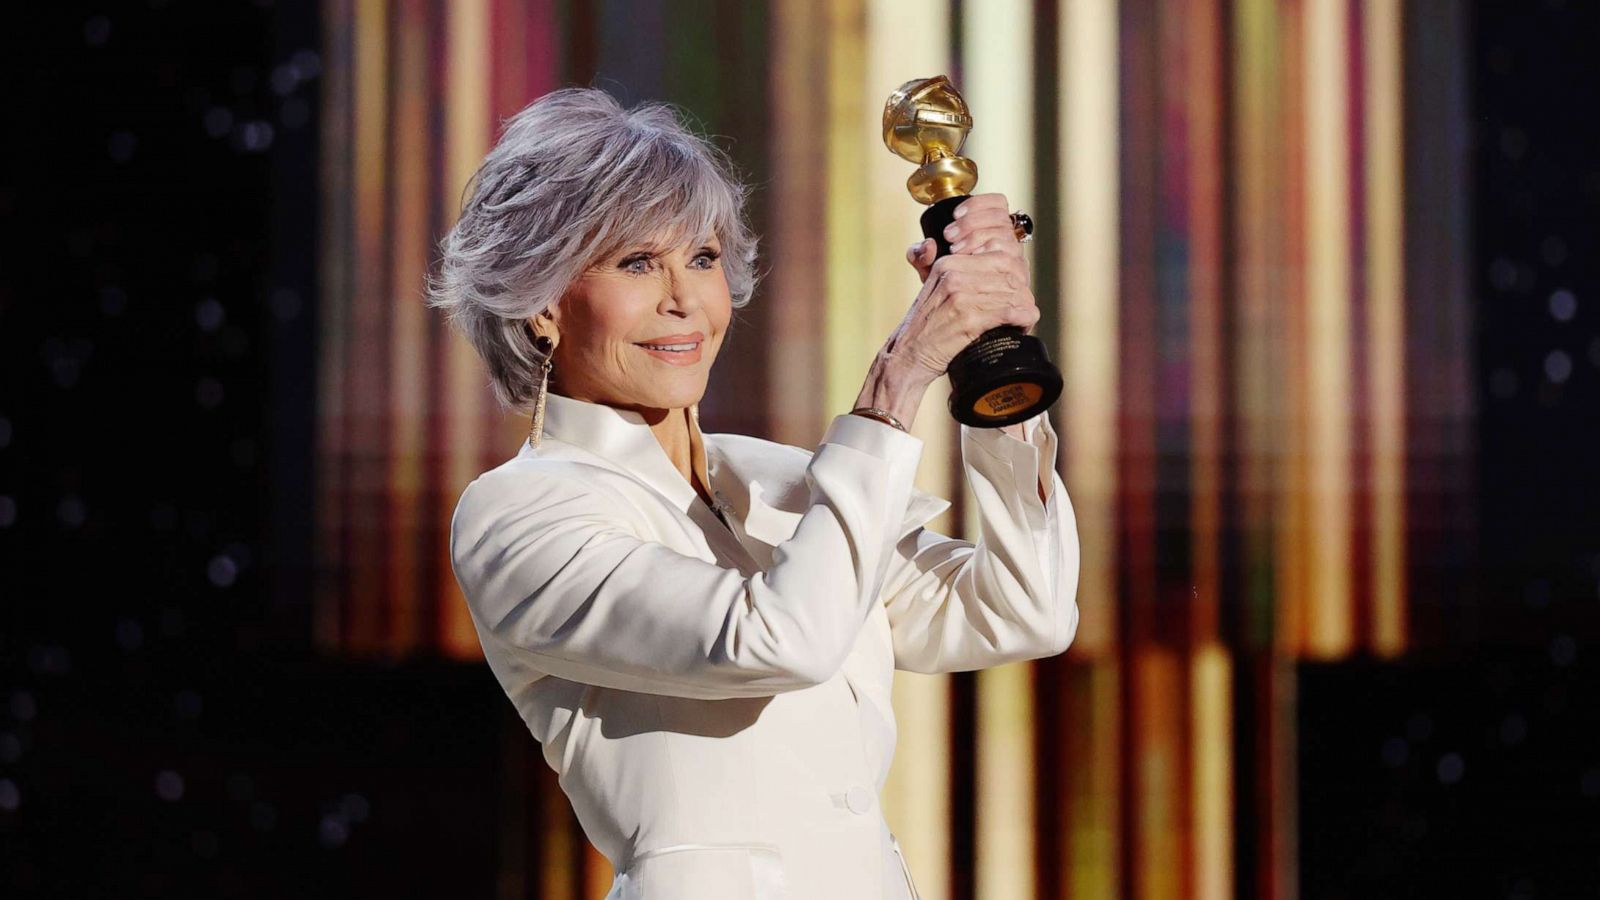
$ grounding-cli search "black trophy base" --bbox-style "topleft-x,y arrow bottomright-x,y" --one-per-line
945,326 -> 1063,427
920,196 -> 1065,428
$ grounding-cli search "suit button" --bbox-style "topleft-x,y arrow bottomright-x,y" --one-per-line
845,785 -> 873,814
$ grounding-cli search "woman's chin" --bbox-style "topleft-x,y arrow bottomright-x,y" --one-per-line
628,381 -> 708,412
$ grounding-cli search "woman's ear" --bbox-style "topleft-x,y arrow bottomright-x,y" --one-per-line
528,308 -> 560,347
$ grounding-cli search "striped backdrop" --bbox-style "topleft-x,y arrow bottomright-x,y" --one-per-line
313,1 -> 1475,897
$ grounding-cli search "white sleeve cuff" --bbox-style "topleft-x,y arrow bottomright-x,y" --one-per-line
821,412 -> 925,463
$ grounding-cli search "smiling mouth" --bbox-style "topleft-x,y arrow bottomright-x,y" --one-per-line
636,341 -> 701,352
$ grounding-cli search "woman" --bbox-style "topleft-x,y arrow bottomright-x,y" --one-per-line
430,87 -> 1079,900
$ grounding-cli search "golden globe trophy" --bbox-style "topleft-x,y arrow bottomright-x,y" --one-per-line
883,75 -> 1063,428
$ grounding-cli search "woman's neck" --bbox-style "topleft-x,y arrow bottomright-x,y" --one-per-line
647,407 -> 713,503
646,407 -> 690,480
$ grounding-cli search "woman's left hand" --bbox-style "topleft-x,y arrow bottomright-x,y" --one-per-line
905,193 -> 1029,287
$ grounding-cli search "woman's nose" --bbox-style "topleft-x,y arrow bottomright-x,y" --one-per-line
660,269 -> 701,316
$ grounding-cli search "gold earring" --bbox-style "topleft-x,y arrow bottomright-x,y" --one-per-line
527,334 -> 555,450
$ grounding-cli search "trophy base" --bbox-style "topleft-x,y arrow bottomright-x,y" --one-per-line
946,326 -> 1063,427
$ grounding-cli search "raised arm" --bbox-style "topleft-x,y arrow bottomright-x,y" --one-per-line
881,410 -> 1081,674
450,412 -> 923,701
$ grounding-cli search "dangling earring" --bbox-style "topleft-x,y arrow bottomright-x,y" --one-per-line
527,334 -> 555,450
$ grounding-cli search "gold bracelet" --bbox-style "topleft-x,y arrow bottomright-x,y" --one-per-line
849,406 -> 908,432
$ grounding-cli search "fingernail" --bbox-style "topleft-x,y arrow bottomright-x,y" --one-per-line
950,240 -> 965,253
944,224 -> 960,239
954,205 -> 968,219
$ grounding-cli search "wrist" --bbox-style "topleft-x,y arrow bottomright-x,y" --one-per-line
854,351 -> 928,431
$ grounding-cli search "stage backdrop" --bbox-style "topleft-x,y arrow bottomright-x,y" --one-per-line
311,1 -> 1475,898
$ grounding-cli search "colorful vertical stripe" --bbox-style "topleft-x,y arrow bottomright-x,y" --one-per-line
963,5 -> 1038,899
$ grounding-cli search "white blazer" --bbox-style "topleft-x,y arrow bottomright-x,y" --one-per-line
449,391 -> 1080,900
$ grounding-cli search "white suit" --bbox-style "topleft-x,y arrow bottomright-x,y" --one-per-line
449,390 -> 1080,899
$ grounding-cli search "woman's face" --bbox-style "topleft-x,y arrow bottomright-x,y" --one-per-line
540,231 -> 731,413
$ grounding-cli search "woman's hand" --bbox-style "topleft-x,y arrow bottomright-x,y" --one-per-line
905,192 -> 1030,285
855,192 -> 1038,432
884,245 -> 1040,391
897,192 -> 1041,446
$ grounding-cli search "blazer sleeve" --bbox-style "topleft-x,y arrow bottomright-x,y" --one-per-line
449,414 -> 923,701
881,410 -> 1081,674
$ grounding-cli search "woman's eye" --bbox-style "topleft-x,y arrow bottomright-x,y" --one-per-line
620,250 -> 717,274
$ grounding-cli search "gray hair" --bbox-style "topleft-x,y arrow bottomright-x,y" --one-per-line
425,87 -> 760,412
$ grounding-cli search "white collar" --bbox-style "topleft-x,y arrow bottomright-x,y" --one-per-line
525,391 -> 716,514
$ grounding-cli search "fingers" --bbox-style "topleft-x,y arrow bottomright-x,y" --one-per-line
1006,299 -> 1043,334
924,253 -> 1039,338
957,232 -> 1024,256
952,193 -> 1011,219
944,202 -> 1025,257
929,248 -> 1027,280
905,238 -> 937,283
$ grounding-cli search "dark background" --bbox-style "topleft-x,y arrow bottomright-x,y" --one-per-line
1,4 -> 508,897
1299,2 -> 1600,897
1,2 -> 1596,897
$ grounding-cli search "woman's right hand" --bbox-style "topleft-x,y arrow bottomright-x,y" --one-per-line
884,248 -> 1041,390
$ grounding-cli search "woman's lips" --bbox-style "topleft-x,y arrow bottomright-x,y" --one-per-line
635,340 -> 703,366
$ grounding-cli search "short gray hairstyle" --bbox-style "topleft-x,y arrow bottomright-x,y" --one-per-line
425,87 -> 760,412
